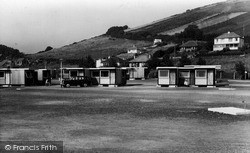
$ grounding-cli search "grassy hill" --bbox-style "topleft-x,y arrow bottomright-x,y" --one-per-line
125,0 -> 250,36
29,36 -> 151,60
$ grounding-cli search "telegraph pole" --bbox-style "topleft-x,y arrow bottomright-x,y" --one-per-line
60,59 -> 63,87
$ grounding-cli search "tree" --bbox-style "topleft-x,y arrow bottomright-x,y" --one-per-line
45,46 -> 53,51
79,55 -> 95,68
235,61 -> 245,79
196,57 -> 206,65
161,54 -> 174,66
106,58 -> 118,67
180,25 -> 203,40
178,54 -> 191,67
106,25 -> 128,38
146,57 -> 161,70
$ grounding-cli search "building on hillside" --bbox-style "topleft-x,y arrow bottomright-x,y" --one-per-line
116,53 -> 136,61
213,31 -> 244,51
14,58 -> 29,67
153,39 -> 162,46
128,53 -> 150,80
127,45 -> 140,54
96,57 -> 127,68
96,58 -> 105,68
180,40 -> 207,52
0,60 -> 12,68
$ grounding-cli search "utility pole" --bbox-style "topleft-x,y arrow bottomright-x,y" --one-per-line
60,59 -> 63,87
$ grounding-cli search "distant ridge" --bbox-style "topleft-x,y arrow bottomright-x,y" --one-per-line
125,0 -> 250,36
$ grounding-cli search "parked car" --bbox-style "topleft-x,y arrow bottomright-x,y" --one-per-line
62,76 -> 92,87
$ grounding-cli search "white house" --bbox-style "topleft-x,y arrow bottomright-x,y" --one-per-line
127,45 -> 138,54
213,31 -> 244,51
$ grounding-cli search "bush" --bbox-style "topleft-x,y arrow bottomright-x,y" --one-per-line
235,61 -> 245,79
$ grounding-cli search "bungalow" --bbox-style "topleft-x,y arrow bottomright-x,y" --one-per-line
96,57 -> 127,68
127,45 -> 139,54
213,31 -> 244,51
180,40 -> 206,52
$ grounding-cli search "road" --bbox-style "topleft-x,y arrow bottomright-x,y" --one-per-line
1,79 -> 250,153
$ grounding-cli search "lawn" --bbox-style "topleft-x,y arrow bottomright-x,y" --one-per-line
1,80 -> 250,153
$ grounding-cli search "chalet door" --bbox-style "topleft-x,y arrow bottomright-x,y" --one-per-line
207,70 -> 214,85
110,71 -> 115,84
169,71 -> 176,85
100,70 -> 110,84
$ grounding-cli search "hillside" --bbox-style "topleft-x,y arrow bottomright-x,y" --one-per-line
30,36 -> 151,60
125,0 -> 250,36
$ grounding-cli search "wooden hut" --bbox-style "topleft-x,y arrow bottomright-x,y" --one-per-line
157,65 -> 221,87
89,67 -> 127,87
157,67 -> 178,87
0,68 -> 36,87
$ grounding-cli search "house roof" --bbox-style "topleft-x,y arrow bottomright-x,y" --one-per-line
116,53 -> 136,60
128,45 -> 137,50
129,54 -> 150,63
215,32 -> 241,39
180,41 -> 206,48
0,60 -> 12,68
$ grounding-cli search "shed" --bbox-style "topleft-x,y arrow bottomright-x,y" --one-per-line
0,68 -> 36,87
89,67 -> 127,87
35,69 -> 53,85
157,67 -> 178,87
190,65 -> 221,87
178,67 -> 195,86
0,68 -> 11,87
157,65 -> 221,87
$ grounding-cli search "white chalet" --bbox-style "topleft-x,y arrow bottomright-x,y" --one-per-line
213,31 -> 244,51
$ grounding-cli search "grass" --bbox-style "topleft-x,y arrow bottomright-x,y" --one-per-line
1,80 -> 250,152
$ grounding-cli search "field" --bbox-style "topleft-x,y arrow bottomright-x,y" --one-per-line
1,79 -> 250,153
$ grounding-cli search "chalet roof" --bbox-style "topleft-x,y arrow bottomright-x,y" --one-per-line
180,41 -> 206,48
129,54 -> 150,63
215,32 -> 241,39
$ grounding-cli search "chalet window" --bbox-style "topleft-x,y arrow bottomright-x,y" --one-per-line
196,70 -> 206,78
235,38 -> 238,41
229,38 -> 232,42
179,71 -> 189,77
0,72 -> 4,78
101,70 -> 109,77
64,70 -> 69,74
92,71 -> 99,77
159,70 -> 169,78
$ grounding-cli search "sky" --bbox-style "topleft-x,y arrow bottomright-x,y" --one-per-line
0,0 -> 226,53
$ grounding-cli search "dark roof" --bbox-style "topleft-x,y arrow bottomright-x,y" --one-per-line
129,54 -> 150,63
0,60 -> 12,68
216,32 -> 241,39
116,53 -> 136,60
180,41 -> 206,48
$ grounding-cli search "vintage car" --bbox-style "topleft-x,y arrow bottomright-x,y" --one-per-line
62,76 -> 92,87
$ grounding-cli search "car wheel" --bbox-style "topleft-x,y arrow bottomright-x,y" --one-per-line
83,83 -> 88,87
66,84 -> 70,88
